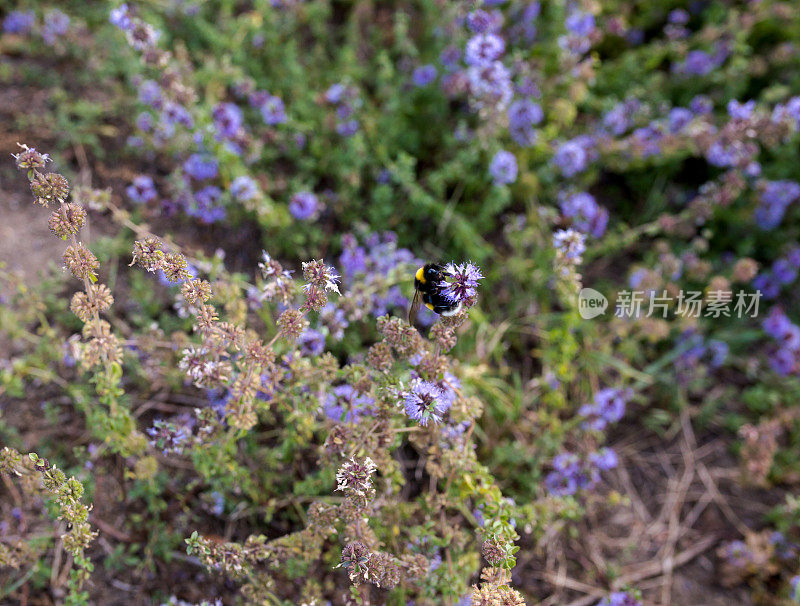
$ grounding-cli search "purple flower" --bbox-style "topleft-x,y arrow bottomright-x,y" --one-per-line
489,150 -> 518,185
439,261 -> 484,304
260,95 -> 287,125
679,50 -> 716,76
560,192 -> 608,238
545,470 -> 578,496
136,112 -> 154,132
289,191 -> 320,220
439,45 -> 461,70
580,388 -> 630,430
756,180 -> 800,230
631,125 -> 663,157
466,9 -> 502,33
404,381 -> 448,426
161,101 -> 194,130
3,11 -> 35,34
791,575 -> 800,601
137,80 -> 162,109
553,228 -> 586,261
508,99 -> 543,146
598,592 -> 642,606
565,11 -> 595,36
324,384 -> 373,423
787,247 -> 800,268
183,154 -> 219,181
553,139 -> 589,177
412,64 -> 437,87
324,83 -> 346,104
212,102 -> 243,138
230,175 -> 258,202
588,448 -> 618,471
668,107 -> 693,133
42,10 -> 70,45
728,99 -> 755,121
465,33 -> 505,66
298,329 -> 325,357
602,104 -> 631,137
320,304 -> 349,341
109,4 -> 132,30
707,340 -> 729,368
147,419 -> 189,454
745,162 -> 762,178
188,186 -> 225,224
669,8 -> 690,24
126,175 -> 157,203
724,540 -> 753,567
467,61 -> 513,109
690,95 -> 713,115
336,119 -> 359,137
769,349 -> 797,375
773,259 -> 798,285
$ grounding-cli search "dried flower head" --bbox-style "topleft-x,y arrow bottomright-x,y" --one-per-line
48,203 -> 87,239
131,237 -> 164,272
70,284 -> 114,322
182,279 -> 213,305
336,456 -> 377,496
302,259 -> 341,294
63,244 -> 99,281
162,252 -> 192,284
13,144 -> 50,170
277,309 -> 308,340
30,172 -> 70,206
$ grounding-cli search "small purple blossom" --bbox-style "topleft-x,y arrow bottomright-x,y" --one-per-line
465,33 -> 505,66
466,9 -> 502,34
553,228 -> 586,262
109,4 -> 132,30
439,261 -> 484,305
42,9 -> 70,45
467,61 -> 513,109
728,99 -> 755,121
489,150 -> 518,185
565,11 -> 595,36
324,83 -> 347,104
404,381 -> 448,426
508,99 -> 543,146
668,107 -> 693,133
183,154 -> 219,181
230,175 -> 258,202
324,384 -> 373,423
126,175 -> 157,204
560,192 -> 608,238
212,102 -> 244,138
690,95 -> 713,115
598,592 -> 642,606
260,95 -> 287,125
298,329 -> 326,357
3,11 -> 35,34
412,64 -> 437,87
289,191 -> 320,221
553,139 -> 589,177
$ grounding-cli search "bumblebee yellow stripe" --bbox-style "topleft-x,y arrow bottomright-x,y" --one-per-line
415,267 -> 425,283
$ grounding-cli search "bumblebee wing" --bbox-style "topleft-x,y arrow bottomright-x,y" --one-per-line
408,288 -> 422,325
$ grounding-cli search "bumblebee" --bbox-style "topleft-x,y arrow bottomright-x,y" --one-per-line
408,263 -> 462,324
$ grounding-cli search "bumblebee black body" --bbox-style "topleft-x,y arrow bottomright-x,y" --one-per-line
408,263 -> 462,323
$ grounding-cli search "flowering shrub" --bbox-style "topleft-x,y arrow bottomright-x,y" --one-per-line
4,1 -> 800,604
